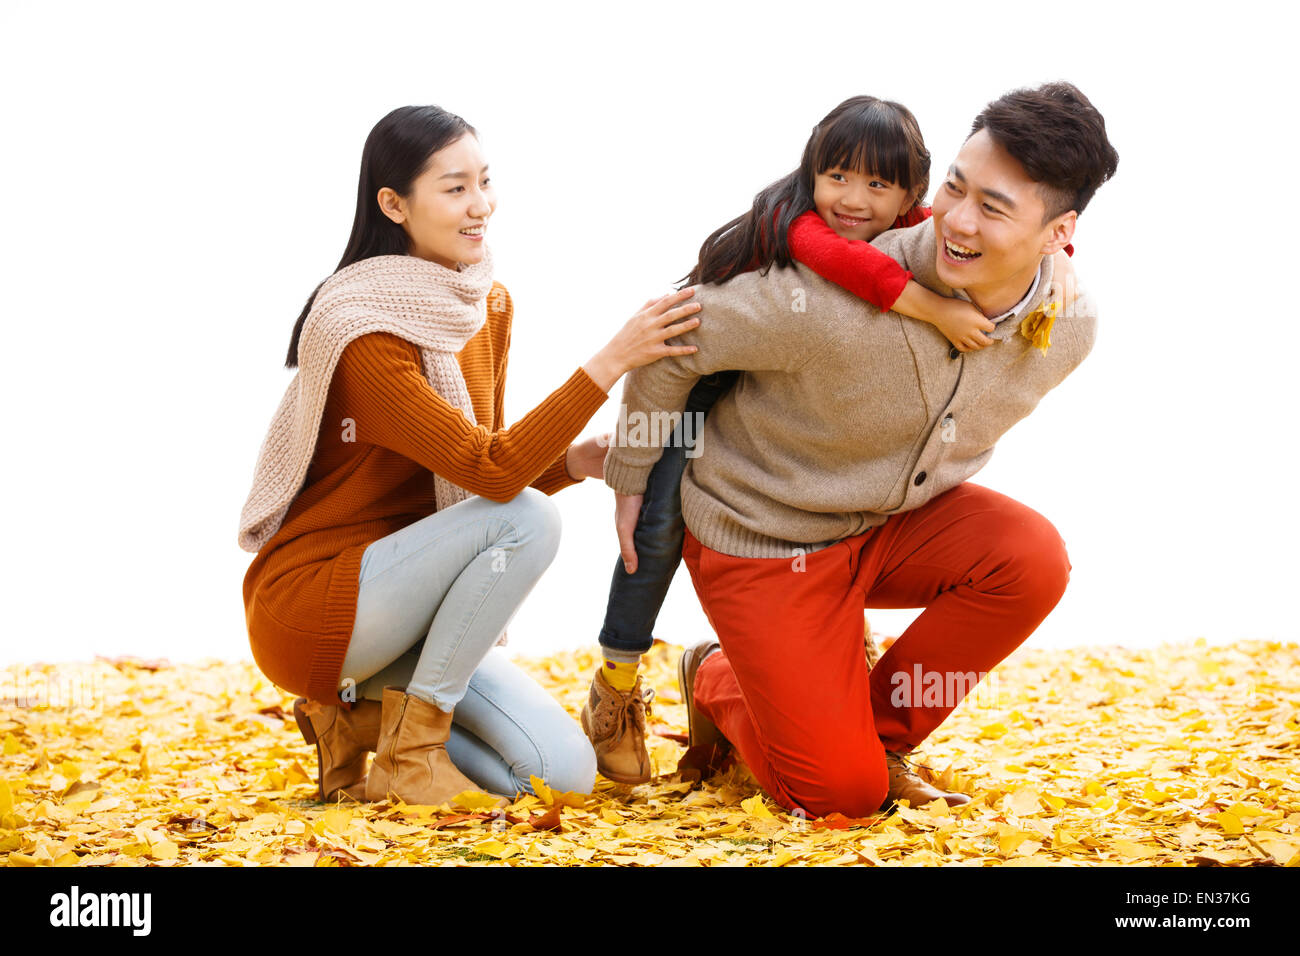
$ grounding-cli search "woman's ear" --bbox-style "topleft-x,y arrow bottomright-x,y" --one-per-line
377,187 -> 406,225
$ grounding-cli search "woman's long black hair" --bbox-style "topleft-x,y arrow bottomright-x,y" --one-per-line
680,96 -> 930,288
284,105 -> 477,368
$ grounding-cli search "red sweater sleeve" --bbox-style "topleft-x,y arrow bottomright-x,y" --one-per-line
786,209 -> 914,310
334,331 -> 608,502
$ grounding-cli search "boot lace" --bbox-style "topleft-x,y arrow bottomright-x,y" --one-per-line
594,679 -> 654,741
885,750 -> 932,785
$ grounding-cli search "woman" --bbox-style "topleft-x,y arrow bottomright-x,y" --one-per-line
237,105 -> 701,806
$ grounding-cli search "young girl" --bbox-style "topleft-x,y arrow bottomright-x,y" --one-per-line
581,95 -> 1075,784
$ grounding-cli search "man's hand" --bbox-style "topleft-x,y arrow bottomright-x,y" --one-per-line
614,492 -> 644,574
565,433 -> 613,481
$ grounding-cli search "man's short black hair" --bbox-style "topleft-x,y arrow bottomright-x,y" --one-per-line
970,81 -> 1119,222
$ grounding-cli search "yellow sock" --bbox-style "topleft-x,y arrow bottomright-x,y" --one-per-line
601,657 -> 640,692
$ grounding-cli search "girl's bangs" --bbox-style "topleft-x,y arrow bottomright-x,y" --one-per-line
814,109 -> 916,189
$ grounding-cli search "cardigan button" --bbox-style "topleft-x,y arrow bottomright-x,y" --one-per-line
914,471 -> 927,486
948,346 -> 961,359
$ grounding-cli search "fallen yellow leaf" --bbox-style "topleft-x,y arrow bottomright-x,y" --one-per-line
454,791 -> 503,811
1214,811 -> 1244,835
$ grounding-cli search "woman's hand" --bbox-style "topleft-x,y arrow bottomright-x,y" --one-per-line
564,433 -> 612,481
582,288 -> 702,392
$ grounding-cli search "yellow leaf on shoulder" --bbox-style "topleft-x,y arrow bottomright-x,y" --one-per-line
1019,301 -> 1057,354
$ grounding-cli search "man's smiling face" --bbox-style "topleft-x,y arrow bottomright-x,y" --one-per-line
931,128 -> 1075,317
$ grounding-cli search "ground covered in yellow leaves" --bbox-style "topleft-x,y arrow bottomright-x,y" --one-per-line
1,639 -> 1297,867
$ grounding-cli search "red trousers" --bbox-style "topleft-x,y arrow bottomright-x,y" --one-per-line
680,482 -> 1071,818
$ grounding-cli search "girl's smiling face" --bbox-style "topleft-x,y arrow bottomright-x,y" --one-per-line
812,166 -> 915,242
378,132 -> 496,269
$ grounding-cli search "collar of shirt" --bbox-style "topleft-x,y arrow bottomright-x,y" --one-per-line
988,267 -> 1042,323
950,256 -> 1048,343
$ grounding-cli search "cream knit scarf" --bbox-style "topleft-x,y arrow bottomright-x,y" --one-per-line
238,249 -> 494,553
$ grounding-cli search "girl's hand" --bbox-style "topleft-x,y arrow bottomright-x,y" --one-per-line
893,280 -> 994,351
1048,249 -> 1078,311
564,433 -> 612,481
582,289 -> 701,392
933,299 -> 996,352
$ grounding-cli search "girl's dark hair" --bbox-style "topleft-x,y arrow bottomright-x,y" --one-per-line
284,105 -> 477,368
681,96 -> 930,287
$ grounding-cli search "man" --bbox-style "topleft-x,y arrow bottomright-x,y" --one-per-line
600,82 -> 1118,817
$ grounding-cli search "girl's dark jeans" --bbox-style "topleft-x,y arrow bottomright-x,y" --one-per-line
597,370 -> 739,656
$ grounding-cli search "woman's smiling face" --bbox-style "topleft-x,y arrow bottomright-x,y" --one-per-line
812,166 -> 914,242
378,132 -> 496,269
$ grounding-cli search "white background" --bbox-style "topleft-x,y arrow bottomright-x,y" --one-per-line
2,0 -> 1296,665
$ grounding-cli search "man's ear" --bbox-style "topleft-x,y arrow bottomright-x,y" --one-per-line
1040,210 -> 1077,255
377,187 -> 406,225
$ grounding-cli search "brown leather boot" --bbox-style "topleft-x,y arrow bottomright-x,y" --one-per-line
675,640 -> 731,777
580,669 -> 654,784
678,640 -> 724,753
880,750 -> 971,811
365,686 -> 507,807
293,697 -> 383,802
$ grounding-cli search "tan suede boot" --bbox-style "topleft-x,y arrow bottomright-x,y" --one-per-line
880,750 -> 971,811
293,697 -> 383,802
580,669 -> 654,784
365,686 -> 507,808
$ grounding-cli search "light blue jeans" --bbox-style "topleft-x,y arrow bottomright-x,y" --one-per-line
338,487 -> 596,797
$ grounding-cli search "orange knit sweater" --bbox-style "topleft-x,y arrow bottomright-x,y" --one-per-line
242,282 -> 609,703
